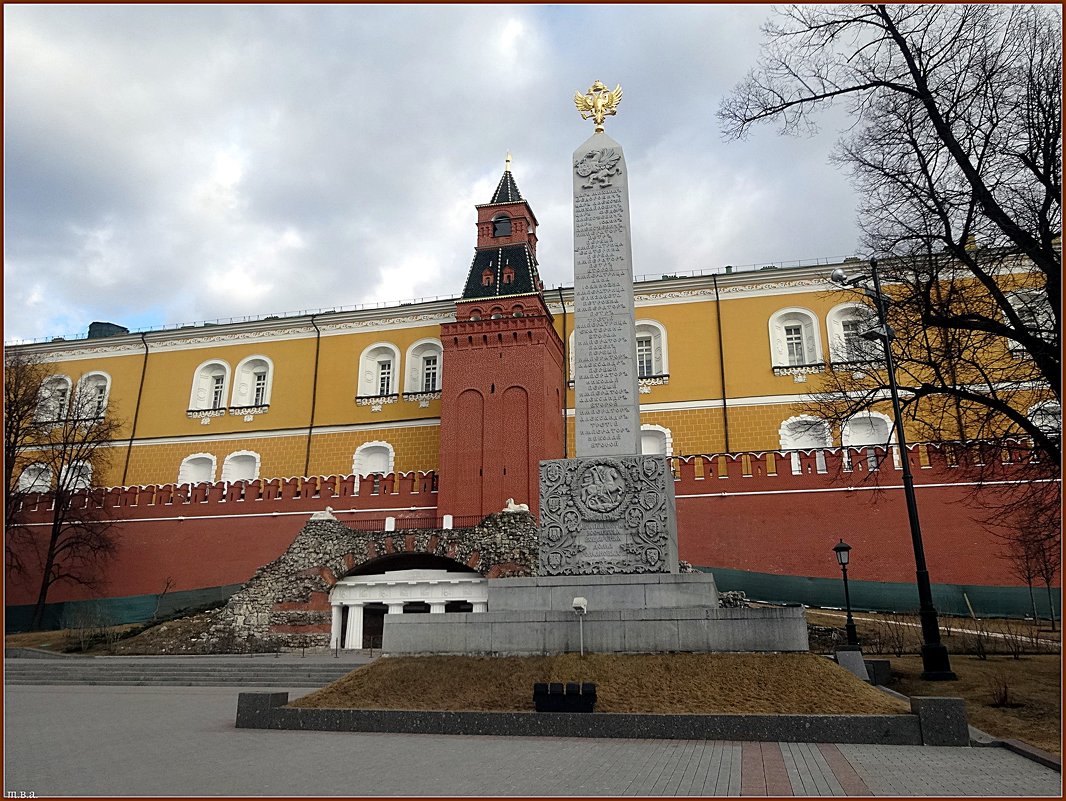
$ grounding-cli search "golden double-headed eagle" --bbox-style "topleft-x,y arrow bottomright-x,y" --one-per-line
574,80 -> 623,132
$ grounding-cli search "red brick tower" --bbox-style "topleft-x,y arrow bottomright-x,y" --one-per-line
438,158 -> 565,519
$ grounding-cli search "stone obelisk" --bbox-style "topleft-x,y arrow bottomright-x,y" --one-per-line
539,81 -> 678,576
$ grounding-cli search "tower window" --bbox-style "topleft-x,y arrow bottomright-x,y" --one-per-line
502,266 -> 515,285
482,269 -> 494,287
492,215 -> 512,237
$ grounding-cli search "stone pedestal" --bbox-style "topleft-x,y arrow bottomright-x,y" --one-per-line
539,454 -> 678,575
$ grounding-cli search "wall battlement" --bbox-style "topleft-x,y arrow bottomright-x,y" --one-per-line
14,471 -> 440,523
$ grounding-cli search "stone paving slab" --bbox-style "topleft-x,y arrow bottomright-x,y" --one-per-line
4,685 -> 1061,797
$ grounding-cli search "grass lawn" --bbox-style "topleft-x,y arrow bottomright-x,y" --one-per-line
291,652 -> 909,715
890,653 -> 1061,756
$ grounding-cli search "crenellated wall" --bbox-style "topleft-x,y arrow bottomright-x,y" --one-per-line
6,444 -> 1057,622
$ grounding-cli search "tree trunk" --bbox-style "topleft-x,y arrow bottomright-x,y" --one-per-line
1027,579 -> 1039,626
1045,580 -> 1057,632
30,515 -> 63,630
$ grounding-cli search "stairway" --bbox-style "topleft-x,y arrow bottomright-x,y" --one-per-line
4,654 -> 366,687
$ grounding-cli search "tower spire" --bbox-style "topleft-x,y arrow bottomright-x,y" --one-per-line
505,151 -> 512,172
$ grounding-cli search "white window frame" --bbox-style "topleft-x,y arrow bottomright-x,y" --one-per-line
18,463 -> 52,492
59,461 -> 92,491
640,424 -> 673,457
221,450 -> 261,483
189,360 -> 231,412
634,320 -> 669,379
1027,402 -> 1061,437
1006,289 -> 1054,354
841,411 -> 896,470
37,375 -> 72,422
403,338 -> 444,395
769,308 -> 823,376
352,442 -> 395,493
231,356 -> 273,409
178,453 -> 217,485
357,343 -> 401,398
77,372 -> 112,419
826,303 -> 878,364
779,415 -> 831,474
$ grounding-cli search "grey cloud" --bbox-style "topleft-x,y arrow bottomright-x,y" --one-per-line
4,5 -> 860,342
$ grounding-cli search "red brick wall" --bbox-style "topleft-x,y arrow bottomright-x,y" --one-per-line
7,445 -> 1054,609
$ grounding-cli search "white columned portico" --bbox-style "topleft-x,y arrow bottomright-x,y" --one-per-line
329,603 -> 343,649
344,602 -> 364,649
328,567 -> 490,650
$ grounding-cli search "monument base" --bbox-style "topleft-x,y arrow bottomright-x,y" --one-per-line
381,574 -> 809,656
540,455 -> 679,575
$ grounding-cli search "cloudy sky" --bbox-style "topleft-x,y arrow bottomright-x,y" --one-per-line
4,5 -> 863,344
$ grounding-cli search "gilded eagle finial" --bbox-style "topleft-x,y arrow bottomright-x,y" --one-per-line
574,80 -> 623,133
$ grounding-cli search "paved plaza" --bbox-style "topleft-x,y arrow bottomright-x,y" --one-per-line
3,682 -> 1060,796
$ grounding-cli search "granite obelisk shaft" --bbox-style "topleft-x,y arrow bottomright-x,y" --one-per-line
572,132 -> 641,457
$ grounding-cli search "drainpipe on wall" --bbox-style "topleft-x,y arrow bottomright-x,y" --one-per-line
121,332 -> 150,485
303,314 -> 322,477
712,275 -> 731,454
556,285 -> 568,459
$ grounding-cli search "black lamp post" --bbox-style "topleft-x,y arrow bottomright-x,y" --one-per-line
832,539 -> 860,648
830,258 -> 957,680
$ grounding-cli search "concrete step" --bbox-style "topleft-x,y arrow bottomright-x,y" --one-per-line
5,677 -> 344,687
4,659 -> 360,687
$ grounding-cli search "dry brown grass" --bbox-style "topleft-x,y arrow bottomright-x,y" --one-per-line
891,654 -> 1061,756
290,652 -> 910,715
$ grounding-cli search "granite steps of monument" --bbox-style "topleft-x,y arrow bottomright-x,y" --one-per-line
4,658 -> 358,687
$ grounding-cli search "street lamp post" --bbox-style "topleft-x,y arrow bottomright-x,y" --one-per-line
832,539 -> 860,648
831,258 -> 957,680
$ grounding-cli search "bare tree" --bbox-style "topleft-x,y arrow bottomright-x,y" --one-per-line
1033,531 -> 1059,632
1001,530 -> 1041,625
720,4 -> 1061,533
3,355 -> 124,630
4,350 -> 51,578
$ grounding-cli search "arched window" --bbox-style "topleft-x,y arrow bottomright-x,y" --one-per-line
404,339 -> 443,395
231,356 -> 273,408
1007,289 -> 1054,354
37,376 -> 72,422
59,461 -> 92,491
221,450 -> 260,482
353,442 -> 394,493
502,266 -> 515,285
77,372 -> 111,419
640,424 -> 673,456
18,463 -> 52,492
634,320 -> 669,380
492,214 -> 512,237
357,343 -> 401,398
189,360 -> 230,412
482,269 -> 494,287
826,303 -> 879,364
1028,402 -> 1061,437
842,411 -> 895,470
779,415 -> 831,474
769,308 -> 823,375
178,453 -> 216,485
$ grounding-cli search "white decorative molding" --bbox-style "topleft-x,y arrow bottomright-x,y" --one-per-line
403,391 -> 441,408
187,408 -> 226,420
229,405 -> 269,417
356,395 -> 399,413
773,364 -> 825,377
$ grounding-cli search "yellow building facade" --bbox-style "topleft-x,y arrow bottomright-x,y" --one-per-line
19,257 -> 1048,498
